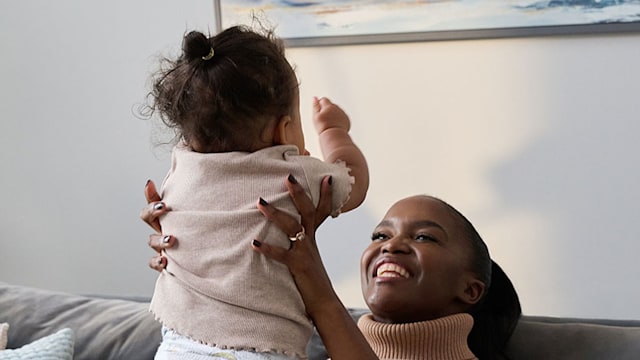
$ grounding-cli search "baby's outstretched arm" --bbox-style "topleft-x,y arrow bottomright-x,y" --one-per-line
313,97 -> 369,213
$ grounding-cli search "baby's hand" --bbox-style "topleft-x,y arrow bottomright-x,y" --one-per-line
312,97 -> 350,135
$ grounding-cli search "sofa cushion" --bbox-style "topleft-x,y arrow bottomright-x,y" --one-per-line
0,282 -> 161,360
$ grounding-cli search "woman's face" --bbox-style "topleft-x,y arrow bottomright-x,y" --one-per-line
360,195 -> 480,323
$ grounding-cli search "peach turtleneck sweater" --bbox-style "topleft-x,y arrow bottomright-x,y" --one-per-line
357,313 -> 478,360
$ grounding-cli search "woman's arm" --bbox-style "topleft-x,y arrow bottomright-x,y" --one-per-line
252,175 -> 377,360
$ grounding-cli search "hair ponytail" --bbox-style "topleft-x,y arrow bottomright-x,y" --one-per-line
468,260 -> 522,360
182,31 -> 212,62
424,197 -> 522,359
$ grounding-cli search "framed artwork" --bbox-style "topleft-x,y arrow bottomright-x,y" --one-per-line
214,1 -> 640,47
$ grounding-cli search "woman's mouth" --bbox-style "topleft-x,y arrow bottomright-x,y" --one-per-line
375,262 -> 410,279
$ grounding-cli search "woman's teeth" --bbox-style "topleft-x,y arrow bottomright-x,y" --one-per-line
376,263 -> 409,278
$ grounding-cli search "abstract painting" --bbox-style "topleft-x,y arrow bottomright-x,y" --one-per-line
216,0 -> 640,46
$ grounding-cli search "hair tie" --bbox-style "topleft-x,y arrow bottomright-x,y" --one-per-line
202,47 -> 215,61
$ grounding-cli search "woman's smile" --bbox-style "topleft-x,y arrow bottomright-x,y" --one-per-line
372,258 -> 411,280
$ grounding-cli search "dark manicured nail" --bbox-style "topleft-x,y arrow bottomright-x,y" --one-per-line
154,203 -> 164,210
259,198 -> 269,206
328,176 -> 333,185
252,239 -> 262,247
157,257 -> 164,265
146,179 -> 151,186
287,174 -> 298,184
162,235 -> 171,244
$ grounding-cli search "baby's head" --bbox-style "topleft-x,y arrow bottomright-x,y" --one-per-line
150,25 -> 303,153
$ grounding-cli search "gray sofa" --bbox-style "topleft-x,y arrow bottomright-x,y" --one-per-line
1,281 -> 639,359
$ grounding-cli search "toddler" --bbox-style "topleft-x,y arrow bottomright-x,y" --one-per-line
146,26 -> 369,359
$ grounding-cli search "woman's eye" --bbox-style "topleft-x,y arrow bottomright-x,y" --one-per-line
371,232 -> 389,241
416,234 -> 437,242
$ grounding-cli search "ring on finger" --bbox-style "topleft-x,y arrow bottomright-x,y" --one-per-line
289,227 -> 306,242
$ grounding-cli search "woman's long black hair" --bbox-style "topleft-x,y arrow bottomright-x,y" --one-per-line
436,197 -> 522,360
468,260 -> 521,360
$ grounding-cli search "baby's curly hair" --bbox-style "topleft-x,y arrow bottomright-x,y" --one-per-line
147,25 -> 297,153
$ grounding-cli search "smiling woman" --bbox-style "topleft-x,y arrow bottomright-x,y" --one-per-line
361,196 -> 488,324
356,195 -> 521,360
247,183 -> 522,359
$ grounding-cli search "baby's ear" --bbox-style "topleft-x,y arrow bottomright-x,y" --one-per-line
272,115 -> 291,145
461,278 -> 486,305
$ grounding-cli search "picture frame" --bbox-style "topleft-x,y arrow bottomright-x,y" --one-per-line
213,1 -> 640,47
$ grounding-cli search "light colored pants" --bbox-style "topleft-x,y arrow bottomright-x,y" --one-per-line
155,327 -> 301,360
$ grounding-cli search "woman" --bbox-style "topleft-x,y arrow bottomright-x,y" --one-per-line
143,177 -> 521,359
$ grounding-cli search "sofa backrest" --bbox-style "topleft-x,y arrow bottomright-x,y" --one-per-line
506,315 -> 640,360
2,282 -> 639,359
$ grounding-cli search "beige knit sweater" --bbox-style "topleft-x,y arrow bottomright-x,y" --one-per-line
150,144 -> 352,358
357,313 -> 478,360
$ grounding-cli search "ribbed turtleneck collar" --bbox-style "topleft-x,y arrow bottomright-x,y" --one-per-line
357,313 -> 477,360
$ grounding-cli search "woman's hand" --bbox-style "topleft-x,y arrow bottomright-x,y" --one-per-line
252,175 -> 335,314
141,180 -> 175,272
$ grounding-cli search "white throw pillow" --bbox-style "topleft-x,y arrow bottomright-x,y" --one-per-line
0,323 -> 8,350
0,327 -> 74,360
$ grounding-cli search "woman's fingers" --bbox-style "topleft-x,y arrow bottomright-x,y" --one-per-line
149,255 -> 166,272
315,175 -> 333,228
285,174 -> 333,234
143,180 -> 173,272
140,202 -> 168,233
285,174 -> 334,229
144,180 -> 161,203
251,240 -> 291,265
285,175 -> 316,223
257,174 -> 334,244
148,234 -> 174,272
148,234 -> 175,253
257,197 -> 303,238
141,180 -> 168,232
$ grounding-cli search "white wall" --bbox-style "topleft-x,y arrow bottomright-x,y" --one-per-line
0,0 -> 216,296
2,1 -> 639,320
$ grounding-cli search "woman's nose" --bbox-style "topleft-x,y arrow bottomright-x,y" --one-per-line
381,236 -> 410,254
